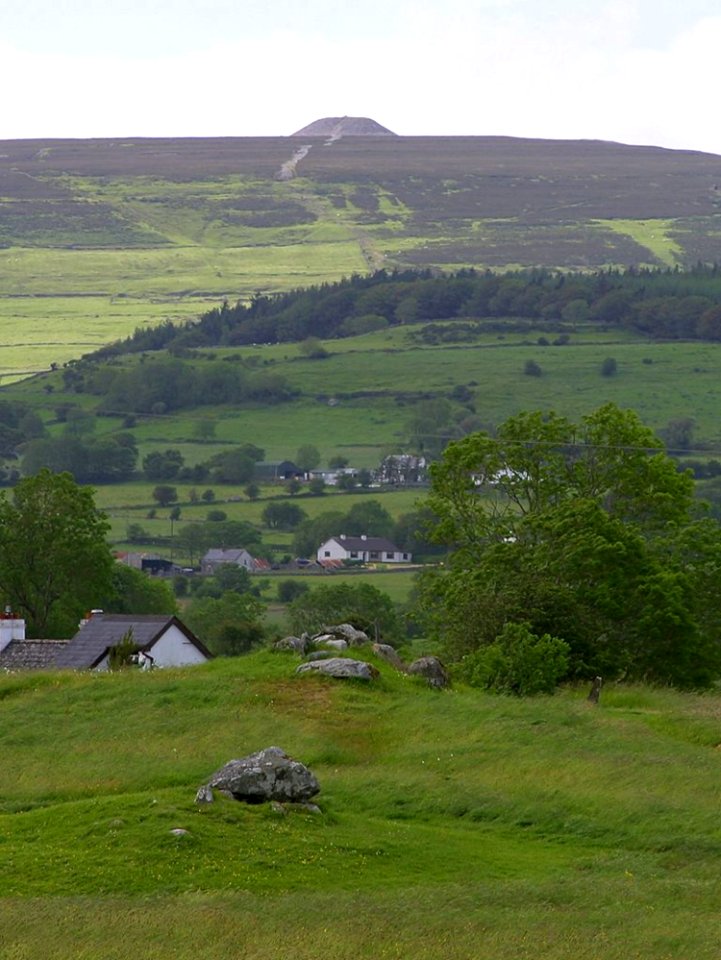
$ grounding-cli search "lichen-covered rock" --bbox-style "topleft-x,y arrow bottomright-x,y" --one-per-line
407,655 -> 450,688
372,643 -> 406,671
199,746 -> 319,804
195,783 -> 214,803
273,635 -> 310,654
326,623 -> 370,646
296,657 -> 379,681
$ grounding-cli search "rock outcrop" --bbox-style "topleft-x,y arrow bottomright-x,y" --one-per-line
296,657 -> 379,681
196,746 -> 319,804
407,656 -> 450,689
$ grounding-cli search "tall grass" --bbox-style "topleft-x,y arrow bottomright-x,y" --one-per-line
2,653 -> 721,957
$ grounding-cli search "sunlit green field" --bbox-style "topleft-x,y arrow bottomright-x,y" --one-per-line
2,653 -> 721,958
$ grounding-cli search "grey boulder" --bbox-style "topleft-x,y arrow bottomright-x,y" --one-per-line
198,746 -> 319,804
372,642 -> 406,671
273,635 -> 310,654
407,655 -> 450,688
296,657 -> 379,681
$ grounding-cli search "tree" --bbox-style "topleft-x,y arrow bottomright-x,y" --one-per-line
261,501 -> 307,530
308,476 -> 326,496
244,482 -> 260,500
296,444 -> 321,472
152,485 -> 178,507
422,403 -> 721,688
143,449 -> 184,482
344,500 -> 394,537
104,565 -> 177,615
293,511 -> 347,558
288,582 -> 402,643
183,592 -> 265,656
0,470 -> 114,637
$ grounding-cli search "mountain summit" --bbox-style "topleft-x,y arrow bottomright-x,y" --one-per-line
291,116 -> 396,137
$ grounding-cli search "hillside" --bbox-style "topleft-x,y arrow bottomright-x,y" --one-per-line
2,133 -> 721,379
2,651 -> 721,958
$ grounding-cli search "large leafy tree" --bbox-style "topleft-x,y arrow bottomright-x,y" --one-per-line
0,470 -> 114,637
422,403 -> 721,687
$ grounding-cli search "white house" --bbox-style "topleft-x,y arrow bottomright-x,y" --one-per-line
201,548 -> 259,574
316,535 -> 411,564
53,613 -> 212,670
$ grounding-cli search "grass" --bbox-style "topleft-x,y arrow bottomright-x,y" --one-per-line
2,653 -> 721,957
594,219 -> 684,267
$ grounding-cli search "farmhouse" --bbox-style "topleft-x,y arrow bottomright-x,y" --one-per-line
53,613 -> 212,670
201,548 -> 268,574
317,535 -> 411,564
254,460 -> 304,482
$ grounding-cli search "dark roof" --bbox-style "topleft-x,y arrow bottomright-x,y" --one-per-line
329,536 -> 403,553
0,639 -> 69,671
54,615 -> 211,669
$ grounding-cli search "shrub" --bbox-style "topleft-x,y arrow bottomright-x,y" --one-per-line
601,357 -> 618,377
462,622 -> 569,696
523,359 -> 542,377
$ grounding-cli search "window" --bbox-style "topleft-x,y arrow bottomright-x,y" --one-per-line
350,551 -> 358,558
385,552 -> 394,559
370,551 -> 379,559
324,551 -> 330,557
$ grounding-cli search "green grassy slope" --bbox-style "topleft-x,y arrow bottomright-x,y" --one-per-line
2,134 -> 721,379
2,652 -> 721,958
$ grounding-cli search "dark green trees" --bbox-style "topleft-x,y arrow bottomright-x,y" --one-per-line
422,403 -> 721,687
0,470 -> 114,637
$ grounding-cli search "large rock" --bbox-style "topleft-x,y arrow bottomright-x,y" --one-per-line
274,635 -> 310,654
372,642 -> 406,671
407,656 -> 450,689
315,636 -> 349,652
296,657 -> 379,681
317,623 -> 369,647
198,746 -> 319,804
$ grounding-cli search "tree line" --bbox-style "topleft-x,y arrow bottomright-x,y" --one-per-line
93,263 -> 721,357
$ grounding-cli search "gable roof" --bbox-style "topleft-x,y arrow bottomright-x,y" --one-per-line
325,536 -> 403,553
0,639 -> 69,671
54,614 -> 211,669
202,548 -> 253,564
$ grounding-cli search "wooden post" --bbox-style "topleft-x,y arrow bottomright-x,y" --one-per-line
587,676 -> 603,704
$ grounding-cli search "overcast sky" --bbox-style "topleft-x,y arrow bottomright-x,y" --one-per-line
2,0 -> 719,154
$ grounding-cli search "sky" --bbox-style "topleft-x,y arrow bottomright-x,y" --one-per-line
2,0 -> 720,154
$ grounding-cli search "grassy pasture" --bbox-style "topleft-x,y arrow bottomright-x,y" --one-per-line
2,134 -> 721,379
2,653 -> 721,957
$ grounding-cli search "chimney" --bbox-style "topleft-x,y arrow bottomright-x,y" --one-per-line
0,607 -> 26,652
79,608 -> 104,630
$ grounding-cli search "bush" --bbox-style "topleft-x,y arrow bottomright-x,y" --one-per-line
277,579 -> 310,603
523,359 -> 542,377
462,622 -> 569,696
601,357 -> 618,377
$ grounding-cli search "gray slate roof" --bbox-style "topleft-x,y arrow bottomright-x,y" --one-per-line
328,536 -> 403,553
53,614 -> 210,669
0,639 -> 69,671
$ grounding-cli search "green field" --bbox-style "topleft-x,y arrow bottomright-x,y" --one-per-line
2,652 -> 721,958
3,134 -> 721,379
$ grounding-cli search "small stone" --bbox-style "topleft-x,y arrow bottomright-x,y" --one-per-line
195,784 -> 214,804
170,828 -> 190,836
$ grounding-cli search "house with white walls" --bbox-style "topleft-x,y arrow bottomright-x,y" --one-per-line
316,535 -> 411,565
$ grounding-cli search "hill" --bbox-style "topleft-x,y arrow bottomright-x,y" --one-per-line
2,651 -> 721,958
2,133 -> 721,379
291,116 -> 397,136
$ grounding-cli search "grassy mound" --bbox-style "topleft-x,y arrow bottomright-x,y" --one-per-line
2,651 -> 721,957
